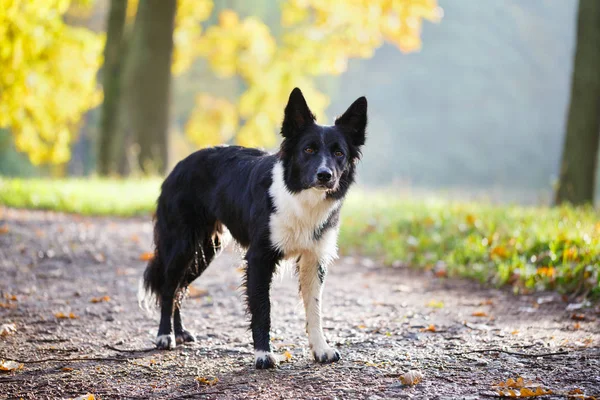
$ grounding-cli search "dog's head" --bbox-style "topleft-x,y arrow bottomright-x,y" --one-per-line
279,88 -> 367,198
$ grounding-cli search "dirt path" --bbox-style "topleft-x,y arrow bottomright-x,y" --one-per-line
0,207 -> 599,399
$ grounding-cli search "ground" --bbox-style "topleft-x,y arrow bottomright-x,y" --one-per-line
0,208 -> 599,400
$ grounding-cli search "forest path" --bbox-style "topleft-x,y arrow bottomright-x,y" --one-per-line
0,208 -> 598,399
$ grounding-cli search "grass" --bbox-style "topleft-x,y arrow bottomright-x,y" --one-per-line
1,177 -> 599,297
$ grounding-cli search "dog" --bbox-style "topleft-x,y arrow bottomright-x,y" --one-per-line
140,87 -> 367,369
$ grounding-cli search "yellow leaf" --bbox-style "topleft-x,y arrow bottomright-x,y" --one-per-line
90,296 -> 110,303
472,311 -> 489,317
283,351 -> 292,361
426,300 -> 444,308
139,252 -> 154,261
196,376 -> 219,386
490,246 -> 508,258
420,324 -> 436,332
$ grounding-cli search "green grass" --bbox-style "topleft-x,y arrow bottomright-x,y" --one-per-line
0,177 -> 161,216
1,178 -> 599,297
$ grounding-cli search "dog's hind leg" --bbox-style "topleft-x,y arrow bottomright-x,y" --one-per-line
298,254 -> 340,363
156,238 -> 193,350
173,237 -> 217,344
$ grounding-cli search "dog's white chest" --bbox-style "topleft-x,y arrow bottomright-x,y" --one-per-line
268,162 -> 339,260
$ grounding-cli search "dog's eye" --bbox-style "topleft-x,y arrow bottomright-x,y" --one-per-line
334,150 -> 344,157
304,147 -> 315,154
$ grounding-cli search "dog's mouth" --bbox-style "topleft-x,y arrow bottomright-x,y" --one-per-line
312,181 -> 337,191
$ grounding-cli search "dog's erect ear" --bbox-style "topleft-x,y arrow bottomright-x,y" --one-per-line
335,97 -> 367,146
281,88 -> 315,137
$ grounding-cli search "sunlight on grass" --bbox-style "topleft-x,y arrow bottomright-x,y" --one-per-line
1,178 -> 598,296
0,177 -> 161,216
341,190 -> 600,297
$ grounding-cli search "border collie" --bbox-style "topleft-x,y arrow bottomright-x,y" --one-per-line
140,88 -> 367,369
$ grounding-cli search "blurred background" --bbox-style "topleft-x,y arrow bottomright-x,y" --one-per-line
0,0 -> 598,205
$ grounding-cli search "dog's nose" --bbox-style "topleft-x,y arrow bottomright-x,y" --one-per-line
317,168 -> 332,183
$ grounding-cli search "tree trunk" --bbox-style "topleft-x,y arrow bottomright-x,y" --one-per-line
122,0 -> 176,175
97,0 -> 128,176
555,0 -> 600,206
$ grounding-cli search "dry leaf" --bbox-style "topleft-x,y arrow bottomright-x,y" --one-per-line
0,302 -> 16,309
573,322 -> 581,330
196,376 -> 219,386
420,324 -> 436,332
71,394 -> 96,400
90,296 -> 111,303
480,299 -> 494,306
0,323 -> 17,336
472,311 -> 489,317
490,246 -> 508,258
511,330 -> 519,335
139,252 -> 154,261
0,224 -> 9,234
55,312 -> 78,319
571,313 -> 586,321
283,351 -> 292,362
62,367 -> 74,372
426,300 -> 444,308
3,294 -> 17,301
0,360 -> 23,372
400,370 -> 423,385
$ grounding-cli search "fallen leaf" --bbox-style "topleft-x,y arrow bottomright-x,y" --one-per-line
0,225 -> 9,234
196,376 -> 219,386
357,324 -> 367,329
426,300 -> 444,308
511,330 -> 519,335
0,360 -> 23,372
3,294 -> 17,301
71,394 -> 96,400
55,312 -> 78,319
139,252 -> 154,261
571,313 -> 586,321
0,302 -> 16,309
480,299 -> 494,306
400,370 -> 423,386
0,323 -> 17,336
283,351 -> 292,361
573,322 -> 581,330
90,296 -> 111,303
420,324 -> 436,332
472,311 -> 489,317
62,367 -> 74,372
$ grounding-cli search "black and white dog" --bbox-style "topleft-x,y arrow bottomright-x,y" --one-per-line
140,88 -> 367,369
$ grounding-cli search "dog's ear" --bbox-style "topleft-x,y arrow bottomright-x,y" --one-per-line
281,88 -> 315,137
335,96 -> 367,146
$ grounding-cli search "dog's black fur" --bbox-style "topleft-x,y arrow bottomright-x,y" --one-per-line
141,88 -> 367,369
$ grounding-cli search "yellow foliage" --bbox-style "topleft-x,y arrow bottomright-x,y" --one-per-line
0,0 -> 103,165
186,0 -> 441,149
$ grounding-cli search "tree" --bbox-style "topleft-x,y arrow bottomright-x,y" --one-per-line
98,0 -> 128,176
121,0 -> 177,174
555,0 -> 600,206
0,0 -> 103,165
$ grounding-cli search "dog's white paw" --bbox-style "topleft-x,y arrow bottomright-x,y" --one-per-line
156,333 -> 176,350
313,346 -> 340,364
255,350 -> 278,369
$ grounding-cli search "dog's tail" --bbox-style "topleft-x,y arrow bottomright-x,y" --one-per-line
138,252 -> 163,313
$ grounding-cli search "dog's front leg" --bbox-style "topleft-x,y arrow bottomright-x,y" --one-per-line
245,249 -> 278,369
299,255 -> 340,363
